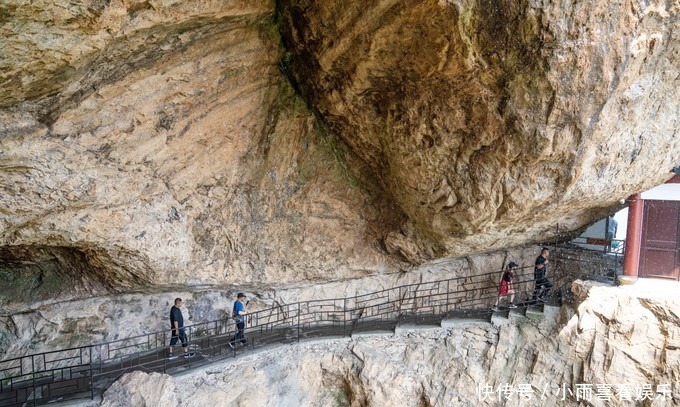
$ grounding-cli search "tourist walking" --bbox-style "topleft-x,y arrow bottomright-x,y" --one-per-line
229,293 -> 249,349
532,247 -> 553,301
168,298 -> 195,359
492,262 -> 518,311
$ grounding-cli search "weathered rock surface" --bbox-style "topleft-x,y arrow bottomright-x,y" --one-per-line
0,0 -> 402,301
91,280 -> 680,407
0,0 -> 678,301
279,0 -> 680,260
100,371 -> 180,407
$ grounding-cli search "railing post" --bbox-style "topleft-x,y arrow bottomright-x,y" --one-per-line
163,331 -> 167,374
446,280 -> 450,315
343,298 -> 347,337
397,286 -> 403,322
297,303 -> 301,343
186,326 -> 192,367
99,345 -> 103,378
31,355 -> 36,407
187,325 -> 192,351
89,347 -> 94,401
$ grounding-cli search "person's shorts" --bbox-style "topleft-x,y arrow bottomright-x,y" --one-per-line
500,287 -> 515,296
536,278 -> 552,287
170,328 -> 188,348
499,280 -> 510,296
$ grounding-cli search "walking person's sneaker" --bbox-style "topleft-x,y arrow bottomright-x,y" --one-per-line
167,353 -> 178,360
491,306 -> 499,312
228,342 -> 235,350
184,352 -> 196,359
508,303 -> 518,309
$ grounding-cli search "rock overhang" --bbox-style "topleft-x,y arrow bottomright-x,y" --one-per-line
0,0 -> 677,296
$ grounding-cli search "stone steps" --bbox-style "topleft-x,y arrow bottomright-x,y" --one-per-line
298,302 -> 560,337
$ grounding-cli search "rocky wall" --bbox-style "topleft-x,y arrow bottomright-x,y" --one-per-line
0,245 -> 542,360
0,0 -> 678,305
279,0 -> 680,261
91,280 -> 680,407
0,1 -> 403,301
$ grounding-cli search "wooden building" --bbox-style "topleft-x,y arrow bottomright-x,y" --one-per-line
624,174 -> 680,281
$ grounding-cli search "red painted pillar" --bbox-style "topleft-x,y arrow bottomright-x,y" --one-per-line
623,193 -> 644,277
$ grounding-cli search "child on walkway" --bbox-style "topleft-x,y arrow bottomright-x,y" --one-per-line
492,262 -> 518,311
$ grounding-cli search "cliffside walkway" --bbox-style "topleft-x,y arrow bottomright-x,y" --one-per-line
0,250 -> 614,407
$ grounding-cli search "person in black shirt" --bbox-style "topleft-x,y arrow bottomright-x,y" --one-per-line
532,248 -> 553,301
168,298 -> 195,359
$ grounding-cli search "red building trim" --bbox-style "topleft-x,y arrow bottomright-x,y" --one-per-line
623,194 -> 644,277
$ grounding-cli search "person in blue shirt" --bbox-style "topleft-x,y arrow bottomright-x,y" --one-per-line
229,293 -> 248,349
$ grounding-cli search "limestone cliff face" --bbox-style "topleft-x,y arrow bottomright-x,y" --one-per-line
93,280 -> 680,407
0,0 -> 678,303
0,0 -> 403,303
279,0 -> 680,260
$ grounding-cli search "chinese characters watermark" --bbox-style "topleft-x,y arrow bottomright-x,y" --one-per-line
477,383 -> 674,402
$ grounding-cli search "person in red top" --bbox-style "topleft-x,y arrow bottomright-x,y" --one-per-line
492,262 -> 518,311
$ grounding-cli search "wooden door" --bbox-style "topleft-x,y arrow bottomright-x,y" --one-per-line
639,200 -> 680,280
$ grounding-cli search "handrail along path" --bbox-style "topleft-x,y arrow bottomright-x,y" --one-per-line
0,261 -> 581,406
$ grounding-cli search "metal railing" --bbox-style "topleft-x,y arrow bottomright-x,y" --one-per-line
0,260 -> 582,406
554,238 -> 626,284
